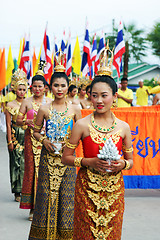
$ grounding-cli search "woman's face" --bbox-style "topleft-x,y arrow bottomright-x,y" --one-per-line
80,88 -> 86,97
91,82 -> 117,113
32,80 -> 45,97
70,88 -> 77,97
16,85 -> 27,98
51,78 -> 68,99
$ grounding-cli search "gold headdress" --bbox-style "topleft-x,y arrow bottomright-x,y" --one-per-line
36,60 -> 46,76
11,69 -> 28,91
54,50 -> 66,72
69,76 -> 92,88
97,39 -> 114,76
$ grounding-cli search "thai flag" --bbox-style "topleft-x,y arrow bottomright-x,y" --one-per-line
91,33 -> 97,62
94,32 -> 105,74
66,32 -> 72,76
19,35 -> 32,81
61,31 -> 66,52
81,21 -> 91,77
53,36 -> 59,68
41,28 -> 53,82
113,21 -> 125,77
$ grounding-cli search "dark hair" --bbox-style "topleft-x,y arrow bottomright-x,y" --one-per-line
68,84 -> 77,93
90,75 -> 117,95
50,72 -> 69,87
45,81 -> 51,90
121,77 -> 128,82
86,84 -> 91,93
32,75 -> 46,86
78,84 -> 86,93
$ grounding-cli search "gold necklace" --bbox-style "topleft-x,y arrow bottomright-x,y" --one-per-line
91,112 -> 117,133
52,101 -> 68,116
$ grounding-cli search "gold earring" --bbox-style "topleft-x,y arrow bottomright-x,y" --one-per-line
112,100 -> 117,109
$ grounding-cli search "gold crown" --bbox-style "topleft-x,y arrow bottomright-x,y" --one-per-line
97,39 -> 114,76
54,50 -> 66,72
36,60 -> 46,76
11,69 -> 28,91
69,76 -> 92,88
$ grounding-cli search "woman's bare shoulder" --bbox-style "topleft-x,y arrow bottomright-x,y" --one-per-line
116,118 -> 131,130
74,114 -> 91,127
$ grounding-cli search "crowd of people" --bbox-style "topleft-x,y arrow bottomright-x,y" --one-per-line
0,46 -> 159,239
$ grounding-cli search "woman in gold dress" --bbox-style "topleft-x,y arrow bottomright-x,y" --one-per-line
28,58 -> 81,239
62,45 -> 133,240
16,72 -> 52,220
5,69 -> 28,202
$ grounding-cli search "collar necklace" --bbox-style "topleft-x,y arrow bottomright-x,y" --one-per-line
91,112 -> 117,133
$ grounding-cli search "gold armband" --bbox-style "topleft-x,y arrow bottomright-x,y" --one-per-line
34,123 -> 43,130
8,141 -> 12,146
123,160 -> 130,170
39,136 -> 47,144
74,157 -> 83,167
122,145 -> 133,153
18,111 -> 25,117
66,141 -> 77,149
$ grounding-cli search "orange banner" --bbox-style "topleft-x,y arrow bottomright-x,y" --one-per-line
76,106 -> 160,185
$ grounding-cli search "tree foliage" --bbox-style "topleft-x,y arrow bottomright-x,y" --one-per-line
147,22 -> 160,57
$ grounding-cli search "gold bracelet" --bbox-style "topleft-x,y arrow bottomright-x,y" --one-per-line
123,160 -> 130,170
18,111 -> 25,116
8,141 -> 12,146
39,136 -> 47,144
122,145 -> 133,153
34,123 -> 43,130
66,141 -> 77,149
74,157 -> 83,167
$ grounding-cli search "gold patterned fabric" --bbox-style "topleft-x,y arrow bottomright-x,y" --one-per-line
6,104 -> 25,194
73,127 -> 125,240
29,114 -> 76,240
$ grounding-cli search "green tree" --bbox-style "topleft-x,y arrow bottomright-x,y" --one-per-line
147,22 -> 160,58
123,23 -> 147,78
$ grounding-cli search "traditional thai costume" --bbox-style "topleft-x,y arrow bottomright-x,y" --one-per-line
20,102 -> 43,209
73,124 -> 125,240
6,103 -> 26,195
29,107 -> 76,240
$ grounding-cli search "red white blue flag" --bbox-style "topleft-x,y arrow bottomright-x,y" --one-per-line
66,32 -> 72,76
53,36 -> 59,68
41,28 -> 53,82
19,35 -> 32,81
91,33 -> 97,62
81,21 -> 92,77
113,21 -> 125,77
94,32 -> 105,74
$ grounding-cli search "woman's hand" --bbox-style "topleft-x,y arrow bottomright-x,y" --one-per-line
8,143 -> 14,152
110,159 -> 125,172
88,157 -> 110,173
88,158 -> 125,173
26,119 -> 34,126
43,139 -> 57,153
